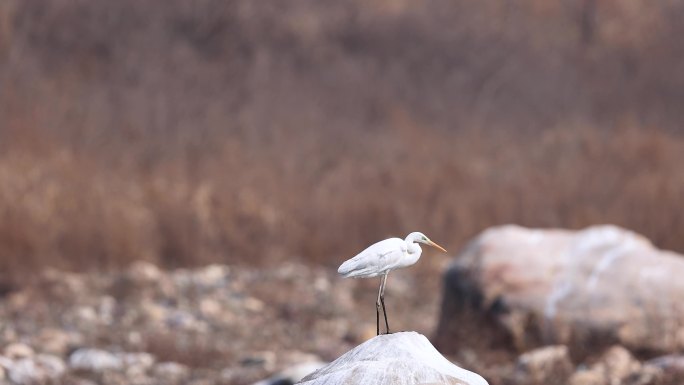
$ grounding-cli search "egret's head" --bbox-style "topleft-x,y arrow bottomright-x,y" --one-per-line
407,232 -> 447,253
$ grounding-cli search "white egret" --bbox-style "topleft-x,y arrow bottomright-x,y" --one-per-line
337,232 -> 447,335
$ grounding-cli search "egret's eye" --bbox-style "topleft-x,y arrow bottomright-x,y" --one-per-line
422,236 -> 427,241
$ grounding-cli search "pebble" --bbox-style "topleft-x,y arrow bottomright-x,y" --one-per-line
7,358 -> 38,384
241,351 -> 275,371
153,362 -> 190,382
188,379 -> 214,385
120,352 -> 155,370
128,261 -> 163,283
244,297 -> 264,312
0,356 -> 12,371
199,298 -> 222,318
3,343 -> 33,360
35,328 -> 76,356
7,354 -> 66,384
98,296 -> 117,325
194,264 -> 230,288
165,310 -> 207,331
69,348 -> 123,372
140,301 -> 166,324
35,354 -> 67,378
73,306 -> 99,325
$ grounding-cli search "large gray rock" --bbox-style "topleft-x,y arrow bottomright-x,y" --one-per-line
297,331 -> 488,385
436,225 -> 684,358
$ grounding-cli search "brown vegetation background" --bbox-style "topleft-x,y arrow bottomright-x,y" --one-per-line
1,0 -> 683,281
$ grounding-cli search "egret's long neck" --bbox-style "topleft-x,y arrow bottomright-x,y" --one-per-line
407,241 -> 422,255
404,233 -> 422,258
401,235 -> 423,267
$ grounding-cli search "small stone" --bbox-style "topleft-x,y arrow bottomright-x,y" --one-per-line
244,297 -> 264,312
74,306 -> 98,325
40,269 -> 86,298
125,363 -> 148,381
6,292 -> 29,310
101,370 -> 134,385
7,358 -> 38,385
194,264 -> 229,288
69,379 -> 98,385
127,331 -> 143,347
188,379 -> 214,385
69,348 -> 123,372
165,310 -> 204,331
627,365 -> 663,385
3,343 -> 34,360
7,355 -> 65,385
199,298 -> 222,318
98,296 -> 117,324
240,351 -> 275,371
35,328 -> 75,356
120,352 -> 155,370
280,351 -> 324,367
1,327 -> 17,344
153,362 -> 190,383
0,356 -> 12,371
647,354 -> 684,378
140,301 -> 167,324
128,261 -> 162,283
569,369 -> 604,385
602,345 -> 641,380
313,276 -> 330,293
569,346 -> 642,385
220,366 -> 269,385
35,354 -> 67,378
279,361 -> 328,383
513,345 -> 574,385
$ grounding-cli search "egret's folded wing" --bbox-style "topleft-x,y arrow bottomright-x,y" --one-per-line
338,238 -> 404,277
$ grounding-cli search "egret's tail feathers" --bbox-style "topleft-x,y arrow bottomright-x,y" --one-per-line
337,260 -> 355,277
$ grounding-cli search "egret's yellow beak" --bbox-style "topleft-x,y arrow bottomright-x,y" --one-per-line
427,240 -> 447,253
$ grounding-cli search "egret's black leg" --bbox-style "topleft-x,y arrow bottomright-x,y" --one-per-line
379,274 -> 390,334
380,294 -> 390,333
376,278 -> 384,336
376,301 -> 381,335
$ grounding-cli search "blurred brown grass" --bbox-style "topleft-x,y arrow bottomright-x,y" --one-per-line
0,0 -> 683,280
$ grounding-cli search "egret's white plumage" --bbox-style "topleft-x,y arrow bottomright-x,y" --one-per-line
337,232 -> 447,335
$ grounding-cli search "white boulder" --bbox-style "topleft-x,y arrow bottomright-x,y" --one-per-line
297,331 -> 488,385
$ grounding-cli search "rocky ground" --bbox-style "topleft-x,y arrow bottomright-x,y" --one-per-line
2,225 -> 684,385
0,260 -> 444,385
